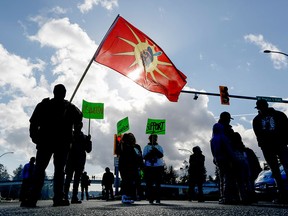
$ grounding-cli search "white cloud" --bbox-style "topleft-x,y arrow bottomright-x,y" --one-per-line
78,0 -> 118,13
50,6 -> 67,15
0,13 -> 261,179
244,34 -> 288,70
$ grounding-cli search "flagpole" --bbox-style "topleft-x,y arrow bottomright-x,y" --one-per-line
69,14 -> 121,103
70,56 -> 95,103
88,118 -> 91,135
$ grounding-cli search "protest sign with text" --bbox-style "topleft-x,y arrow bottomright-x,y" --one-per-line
146,118 -> 166,134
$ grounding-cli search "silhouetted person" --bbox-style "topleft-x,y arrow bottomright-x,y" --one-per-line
21,84 -> 82,208
64,122 -> 92,204
102,167 -> 114,201
133,142 -> 144,201
81,171 -> 90,200
20,157 -> 35,202
244,146 -> 262,203
143,134 -> 164,204
231,132 -> 252,204
218,111 -> 240,203
253,99 -> 288,203
188,146 -> 206,202
118,133 -> 140,204
210,123 -> 236,204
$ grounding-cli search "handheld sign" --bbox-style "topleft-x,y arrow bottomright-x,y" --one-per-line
117,117 -> 129,135
82,100 -> 104,119
146,118 -> 166,134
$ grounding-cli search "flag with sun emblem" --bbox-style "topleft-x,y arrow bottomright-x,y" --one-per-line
94,15 -> 187,102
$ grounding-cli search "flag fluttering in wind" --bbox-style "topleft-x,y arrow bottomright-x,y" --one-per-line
94,15 -> 187,102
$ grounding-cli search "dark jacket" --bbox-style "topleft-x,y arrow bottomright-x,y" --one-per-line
102,172 -> 114,186
118,143 -> 139,172
210,123 -> 235,164
244,147 -> 262,180
188,153 -> 205,182
29,97 -> 82,148
253,107 -> 288,147
65,131 -> 92,173
81,173 -> 90,187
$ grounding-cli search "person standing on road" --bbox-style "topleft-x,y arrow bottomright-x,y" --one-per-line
102,167 -> 115,201
230,132 -> 253,204
133,141 -> 144,201
244,145 -> 262,203
217,112 -> 240,203
118,133 -> 140,204
21,84 -> 82,208
210,122 -> 236,204
19,157 -> 36,202
64,122 -> 92,204
81,171 -> 91,200
253,99 -> 288,203
143,134 -> 164,204
188,146 -> 206,202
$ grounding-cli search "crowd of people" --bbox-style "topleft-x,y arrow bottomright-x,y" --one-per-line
210,112 -> 261,204
19,84 -> 288,207
117,133 -> 164,204
211,99 -> 288,204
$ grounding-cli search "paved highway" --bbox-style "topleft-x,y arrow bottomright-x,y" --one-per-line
1,200 -> 288,216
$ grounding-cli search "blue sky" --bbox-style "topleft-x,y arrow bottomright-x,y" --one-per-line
1,0 -> 288,179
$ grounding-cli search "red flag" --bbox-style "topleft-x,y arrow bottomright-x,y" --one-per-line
94,15 -> 187,102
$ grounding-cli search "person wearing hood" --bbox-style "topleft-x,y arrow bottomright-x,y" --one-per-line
253,99 -> 288,203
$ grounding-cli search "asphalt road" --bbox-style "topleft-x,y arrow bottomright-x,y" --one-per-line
1,200 -> 288,216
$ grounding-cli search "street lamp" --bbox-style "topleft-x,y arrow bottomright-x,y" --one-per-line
0,151 -> 14,159
178,148 -> 192,154
263,50 -> 288,57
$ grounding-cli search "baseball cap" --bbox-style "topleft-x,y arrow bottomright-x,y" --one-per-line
255,99 -> 268,109
220,111 -> 234,120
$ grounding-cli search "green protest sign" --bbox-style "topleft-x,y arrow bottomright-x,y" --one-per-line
146,118 -> 166,134
82,100 -> 104,119
117,117 -> 129,135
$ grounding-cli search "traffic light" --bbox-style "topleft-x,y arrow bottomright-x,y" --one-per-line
219,86 -> 230,105
113,134 -> 122,156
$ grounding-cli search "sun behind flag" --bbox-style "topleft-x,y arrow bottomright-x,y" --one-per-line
94,15 -> 187,102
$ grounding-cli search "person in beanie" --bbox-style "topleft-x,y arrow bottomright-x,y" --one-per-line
188,146 -> 206,202
253,99 -> 288,203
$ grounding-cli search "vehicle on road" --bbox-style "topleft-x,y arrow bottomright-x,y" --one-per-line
254,165 -> 288,199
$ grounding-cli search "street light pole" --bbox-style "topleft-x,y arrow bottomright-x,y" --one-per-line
0,151 -> 14,159
263,50 -> 288,57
